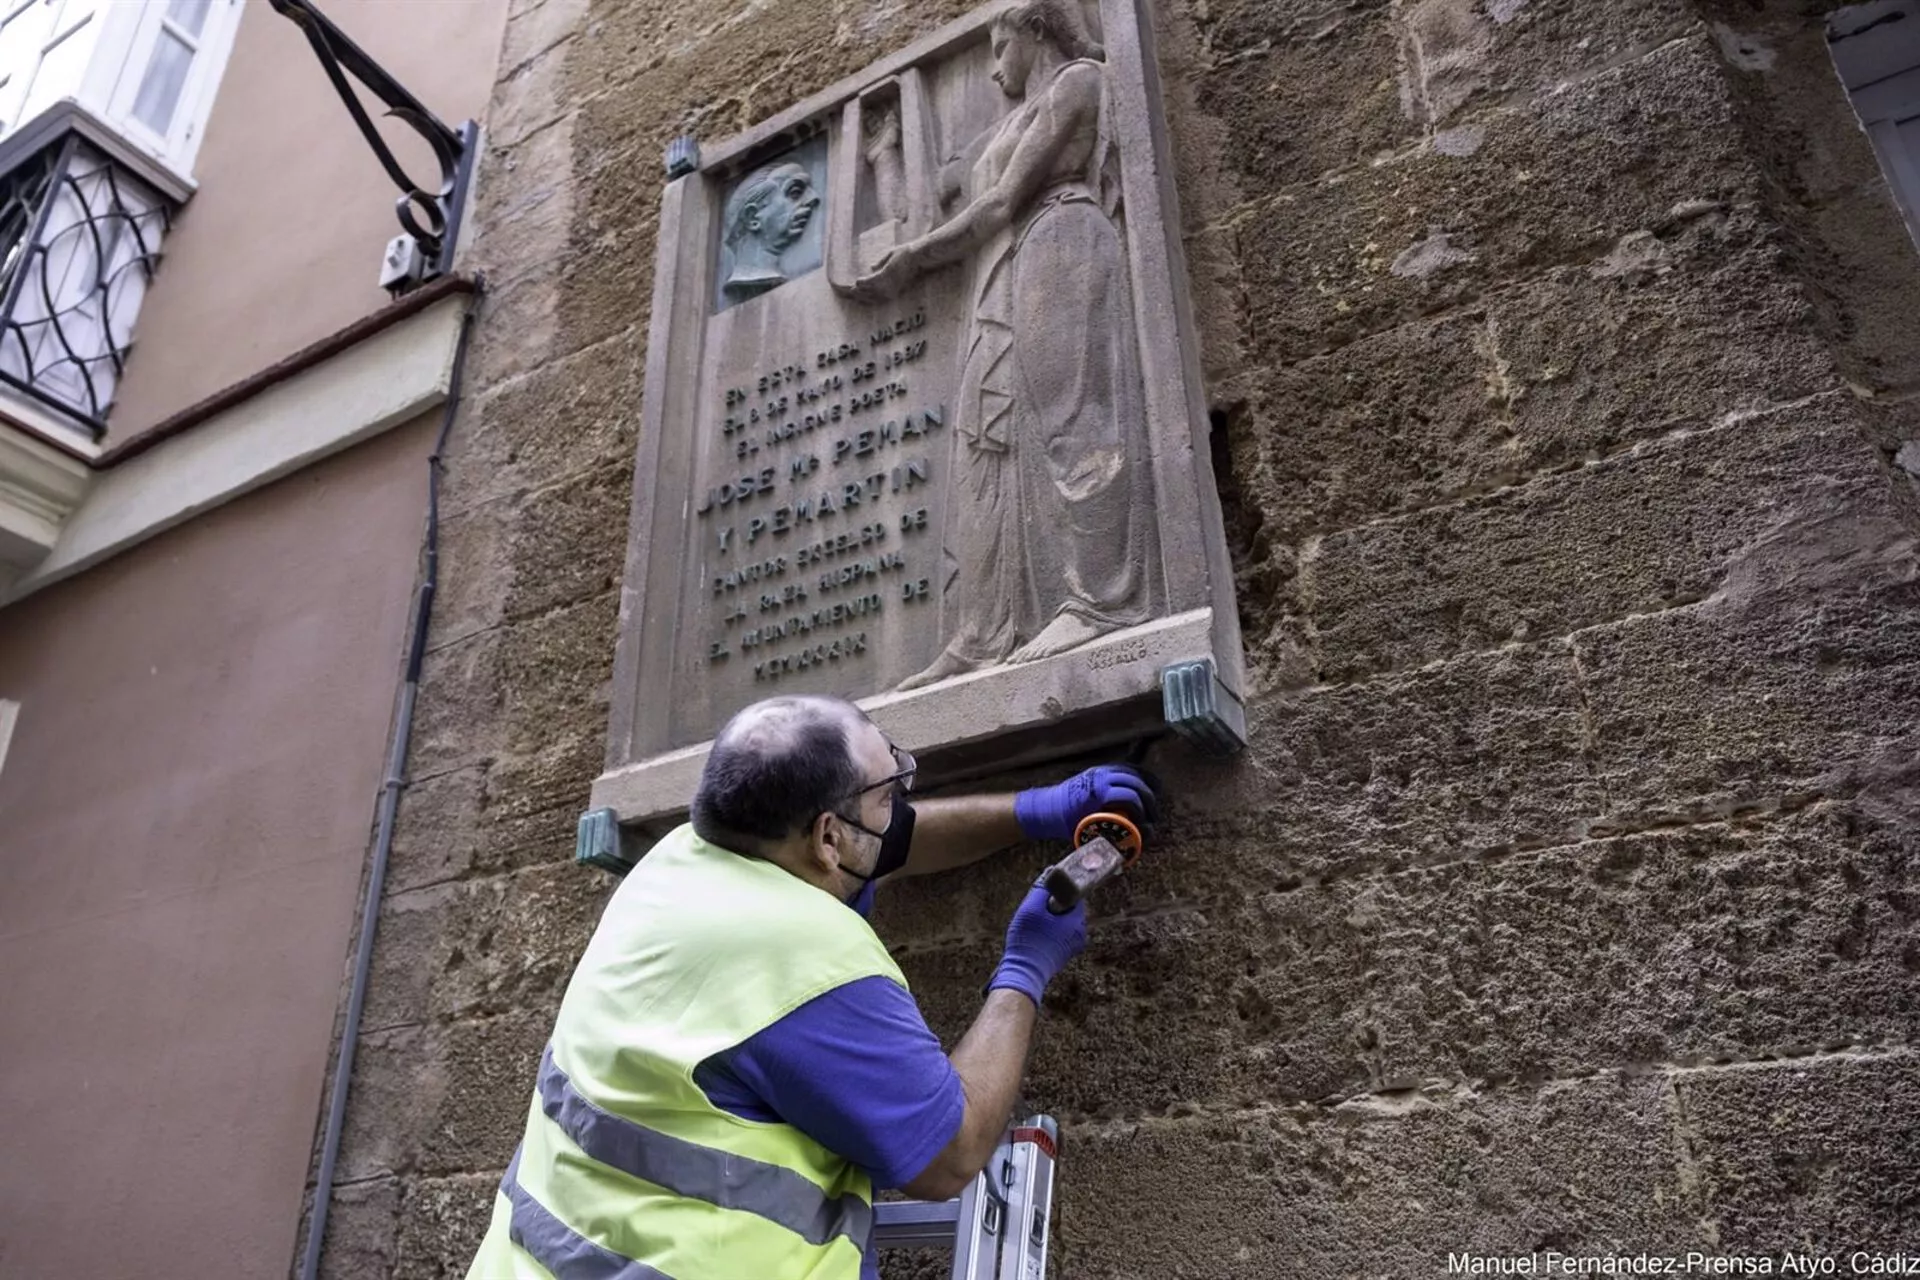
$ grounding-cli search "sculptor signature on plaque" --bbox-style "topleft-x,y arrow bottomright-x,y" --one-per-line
721,161 -> 821,301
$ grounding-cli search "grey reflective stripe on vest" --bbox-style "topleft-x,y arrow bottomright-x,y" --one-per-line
538,1045 -> 874,1252
501,1147 -> 676,1280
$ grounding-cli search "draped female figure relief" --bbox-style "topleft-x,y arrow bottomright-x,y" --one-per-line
850,0 -> 1157,692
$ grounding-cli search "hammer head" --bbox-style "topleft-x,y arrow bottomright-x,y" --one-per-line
1042,835 -> 1129,914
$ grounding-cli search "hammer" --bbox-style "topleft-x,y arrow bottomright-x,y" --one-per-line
1042,810 -> 1145,914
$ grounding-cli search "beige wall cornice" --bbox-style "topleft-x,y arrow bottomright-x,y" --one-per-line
0,425 -> 93,595
0,292 -> 472,607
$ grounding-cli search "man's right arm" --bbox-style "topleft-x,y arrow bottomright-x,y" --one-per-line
696,884 -> 1087,1204
900,988 -> 1037,1200
901,883 -> 1087,1201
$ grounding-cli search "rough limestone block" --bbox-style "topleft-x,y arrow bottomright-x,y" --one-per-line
483,730 -> 607,826
1396,0 -> 1700,130
492,590 -> 622,763
1197,1 -> 1414,191
1239,37 -> 1760,362
1309,396 -> 1893,680
879,1248 -> 960,1280
412,587 -> 606,771
394,1171 -> 504,1280
487,31 -> 577,151
431,507 -> 514,651
507,466 -> 630,620
1576,578 -> 1920,817
497,0 -> 587,77
425,863 -> 611,1026
316,1176 -> 399,1280
1243,806 -> 1920,1091
436,468 -> 627,646
1688,7 -> 1920,391
441,862 -> 612,1022
337,1025 -> 445,1183
1484,212 -> 1834,464
1157,642 -> 1602,884
416,1012 -> 551,1176
550,0 -> 681,92
1051,1075 -> 1698,1277
464,264 -> 566,390
410,592 -> 615,779
444,327 -> 644,515
1700,0 -> 1920,389
1249,210 -> 1836,542
900,800 -> 1918,1114
363,883 -> 463,1034
389,767 -> 488,895
360,861 -> 609,1041
475,803 -> 579,874
570,0 -> 980,116
385,765 -> 578,897
544,210 -> 661,387
471,111 -> 577,295
868,837 -> 1055,947
1680,1052 -> 1920,1251
411,634 -> 508,778
898,904 -> 1344,1113
1697,5 -> 1893,206
1801,190 -> 1920,393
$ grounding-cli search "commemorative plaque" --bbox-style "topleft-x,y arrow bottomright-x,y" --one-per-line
591,0 -> 1246,834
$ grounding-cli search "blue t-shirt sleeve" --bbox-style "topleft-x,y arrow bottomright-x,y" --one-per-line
694,975 -> 965,1190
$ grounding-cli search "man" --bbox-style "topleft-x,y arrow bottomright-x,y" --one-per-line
466,694 -> 1157,1279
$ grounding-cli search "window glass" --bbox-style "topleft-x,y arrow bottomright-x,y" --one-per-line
165,0 -> 209,38
129,27 -> 190,133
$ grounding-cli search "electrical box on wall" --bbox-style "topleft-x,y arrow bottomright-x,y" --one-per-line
378,234 -> 425,291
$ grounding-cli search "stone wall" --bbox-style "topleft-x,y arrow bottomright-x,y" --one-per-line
309,0 -> 1920,1275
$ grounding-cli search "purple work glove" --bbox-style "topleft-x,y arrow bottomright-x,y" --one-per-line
1014,764 -> 1159,842
988,881 -> 1088,1006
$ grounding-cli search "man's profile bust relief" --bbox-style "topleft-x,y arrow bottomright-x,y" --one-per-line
721,160 -> 822,301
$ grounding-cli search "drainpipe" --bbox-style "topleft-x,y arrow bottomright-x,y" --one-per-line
299,280 -> 483,1280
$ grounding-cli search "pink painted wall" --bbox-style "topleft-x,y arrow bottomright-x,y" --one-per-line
0,414 -> 436,1277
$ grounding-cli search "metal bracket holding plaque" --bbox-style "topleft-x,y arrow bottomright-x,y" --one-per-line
593,0 -> 1248,833
1160,658 -> 1246,755
575,807 -> 638,875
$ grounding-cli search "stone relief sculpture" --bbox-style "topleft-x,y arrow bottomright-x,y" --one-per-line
721,161 -> 822,301
864,106 -> 908,226
849,0 -> 1156,692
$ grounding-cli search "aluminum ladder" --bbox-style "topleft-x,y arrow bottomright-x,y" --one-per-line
871,1115 -> 1059,1279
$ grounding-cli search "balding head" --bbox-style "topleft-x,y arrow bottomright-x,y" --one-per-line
691,696 -> 871,848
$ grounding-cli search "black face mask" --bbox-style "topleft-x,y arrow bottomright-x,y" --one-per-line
837,791 -> 916,896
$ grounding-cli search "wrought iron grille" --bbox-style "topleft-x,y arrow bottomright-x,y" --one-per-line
0,131 -> 171,438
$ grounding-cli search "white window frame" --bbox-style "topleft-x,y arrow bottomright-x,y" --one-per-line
95,0 -> 239,175
0,0 -> 240,182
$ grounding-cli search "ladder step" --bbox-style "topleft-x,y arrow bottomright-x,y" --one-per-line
872,1198 -> 963,1248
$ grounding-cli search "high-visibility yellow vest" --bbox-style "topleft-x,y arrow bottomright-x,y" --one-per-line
465,823 -> 908,1280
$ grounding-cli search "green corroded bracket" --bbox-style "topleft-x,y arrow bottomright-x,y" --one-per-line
1160,658 -> 1247,755
575,807 -> 636,875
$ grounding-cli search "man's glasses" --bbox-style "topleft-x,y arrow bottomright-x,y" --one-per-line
848,743 -> 917,801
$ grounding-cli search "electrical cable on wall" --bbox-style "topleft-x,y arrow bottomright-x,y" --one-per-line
297,275 -> 484,1280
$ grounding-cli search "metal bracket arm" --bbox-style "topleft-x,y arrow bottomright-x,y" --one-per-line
266,0 -> 479,281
